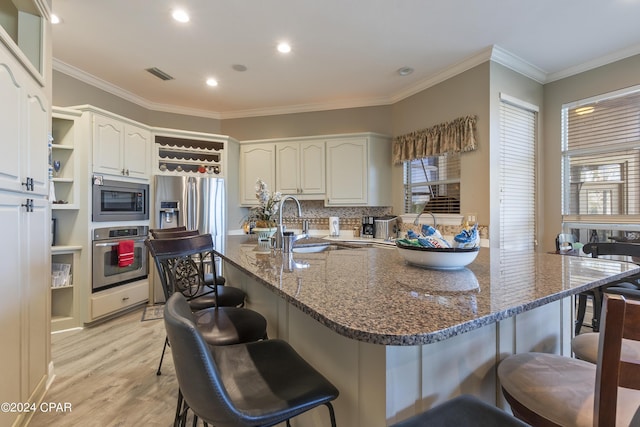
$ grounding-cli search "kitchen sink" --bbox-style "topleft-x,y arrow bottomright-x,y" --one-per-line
292,241 -> 366,253
292,244 -> 349,253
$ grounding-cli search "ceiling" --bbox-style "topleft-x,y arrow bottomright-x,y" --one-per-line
51,0 -> 640,119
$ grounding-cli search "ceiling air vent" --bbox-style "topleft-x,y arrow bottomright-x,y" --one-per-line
145,67 -> 174,81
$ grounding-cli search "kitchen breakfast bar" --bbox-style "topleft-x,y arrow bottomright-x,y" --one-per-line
217,235 -> 640,426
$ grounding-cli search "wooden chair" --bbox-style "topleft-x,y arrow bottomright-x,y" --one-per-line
164,292 -> 338,427
498,293 -> 640,426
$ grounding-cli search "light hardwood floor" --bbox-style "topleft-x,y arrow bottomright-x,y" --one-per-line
30,307 -> 181,427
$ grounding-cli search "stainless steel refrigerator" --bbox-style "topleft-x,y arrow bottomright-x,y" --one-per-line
152,175 -> 226,302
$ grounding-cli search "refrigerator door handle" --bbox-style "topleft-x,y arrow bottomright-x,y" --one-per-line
187,178 -> 197,230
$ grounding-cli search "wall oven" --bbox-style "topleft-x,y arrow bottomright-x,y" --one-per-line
92,226 -> 149,293
92,178 -> 149,222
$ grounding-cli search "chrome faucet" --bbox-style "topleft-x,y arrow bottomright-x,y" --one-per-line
272,195 -> 306,250
414,210 -> 437,228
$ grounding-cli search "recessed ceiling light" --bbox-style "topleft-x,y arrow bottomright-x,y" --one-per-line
206,78 -> 218,87
51,14 -> 61,24
232,64 -> 248,72
172,9 -> 190,23
277,42 -> 291,54
397,66 -> 414,76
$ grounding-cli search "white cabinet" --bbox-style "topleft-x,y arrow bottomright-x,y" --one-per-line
240,143 -> 275,205
93,114 -> 151,180
0,35 -> 50,427
275,140 -> 325,198
325,134 -> 392,206
0,192 -> 50,424
0,47 -> 49,196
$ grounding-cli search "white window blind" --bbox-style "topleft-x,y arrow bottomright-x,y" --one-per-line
499,95 -> 538,251
561,86 -> 640,243
403,154 -> 460,214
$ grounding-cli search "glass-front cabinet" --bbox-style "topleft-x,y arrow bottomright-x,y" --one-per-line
0,0 -> 46,83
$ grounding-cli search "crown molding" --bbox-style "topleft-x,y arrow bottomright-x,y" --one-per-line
489,45 -> 547,83
53,59 -> 223,119
54,44 -> 638,119
389,46 -> 495,103
545,43 -> 640,83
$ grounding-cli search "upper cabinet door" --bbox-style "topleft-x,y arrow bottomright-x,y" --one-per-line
240,144 -> 275,205
275,143 -> 300,194
0,55 -> 23,193
299,141 -> 325,195
93,114 -> 124,176
24,88 -> 49,196
275,140 -> 325,198
123,124 -> 151,179
326,138 -> 368,205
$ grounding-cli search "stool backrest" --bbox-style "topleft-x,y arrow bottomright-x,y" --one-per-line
149,226 -> 186,236
163,293 -> 238,426
150,229 -> 199,239
583,242 -> 640,258
595,293 -> 640,425
145,234 -> 218,302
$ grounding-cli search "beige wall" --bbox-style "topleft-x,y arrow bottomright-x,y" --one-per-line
221,105 -> 392,141
52,70 -> 223,133
53,54 -> 640,245
542,54 -> 640,252
391,63 -> 491,219
489,62 -> 544,248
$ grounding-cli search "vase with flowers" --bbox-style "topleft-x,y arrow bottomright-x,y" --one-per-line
246,178 -> 281,240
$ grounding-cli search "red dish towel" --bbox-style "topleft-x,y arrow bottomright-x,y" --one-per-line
118,240 -> 135,267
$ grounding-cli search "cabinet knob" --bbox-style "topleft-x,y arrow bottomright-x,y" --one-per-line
21,199 -> 34,212
22,177 -> 34,191
126,169 -> 130,176
122,296 -> 130,301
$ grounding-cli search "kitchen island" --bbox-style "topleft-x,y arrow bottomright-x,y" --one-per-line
217,235 -> 640,426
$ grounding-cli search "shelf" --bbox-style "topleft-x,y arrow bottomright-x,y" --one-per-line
51,284 -> 73,290
52,145 -> 74,151
51,203 -> 78,210
51,245 -> 82,254
52,177 -> 73,183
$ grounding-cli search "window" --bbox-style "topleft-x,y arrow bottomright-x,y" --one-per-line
561,86 -> 640,243
499,94 -> 538,251
403,153 -> 460,214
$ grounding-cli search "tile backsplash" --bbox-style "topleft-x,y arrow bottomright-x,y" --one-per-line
278,200 -> 392,231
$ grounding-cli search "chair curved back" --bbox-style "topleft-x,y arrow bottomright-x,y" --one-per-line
595,293 -> 640,425
151,229 -> 199,239
164,293 -> 247,427
145,234 -> 218,302
150,226 -> 186,236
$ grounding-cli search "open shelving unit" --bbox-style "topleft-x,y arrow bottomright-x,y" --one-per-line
51,107 -> 84,332
155,134 -> 225,175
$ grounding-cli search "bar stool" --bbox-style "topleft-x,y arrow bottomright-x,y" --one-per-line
390,395 -> 528,427
164,292 -> 339,427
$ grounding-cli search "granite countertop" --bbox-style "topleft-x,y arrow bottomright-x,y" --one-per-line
216,235 -> 640,346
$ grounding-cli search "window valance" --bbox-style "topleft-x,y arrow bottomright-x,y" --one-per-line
392,115 -> 478,164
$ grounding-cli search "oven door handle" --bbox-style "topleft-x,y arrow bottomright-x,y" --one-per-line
94,239 -> 146,247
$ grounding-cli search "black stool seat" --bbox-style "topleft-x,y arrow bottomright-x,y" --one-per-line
390,395 -> 528,427
187,284 -> 244,310
194,306 -> 267,345
165,293 -> 338,427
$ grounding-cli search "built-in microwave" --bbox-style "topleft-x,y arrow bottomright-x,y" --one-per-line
92,178 -> 149,222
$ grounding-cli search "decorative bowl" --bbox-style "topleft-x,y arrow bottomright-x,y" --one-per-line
396,242 -> 479,270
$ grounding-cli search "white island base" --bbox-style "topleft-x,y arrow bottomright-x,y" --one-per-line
225,263 -> 573,427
